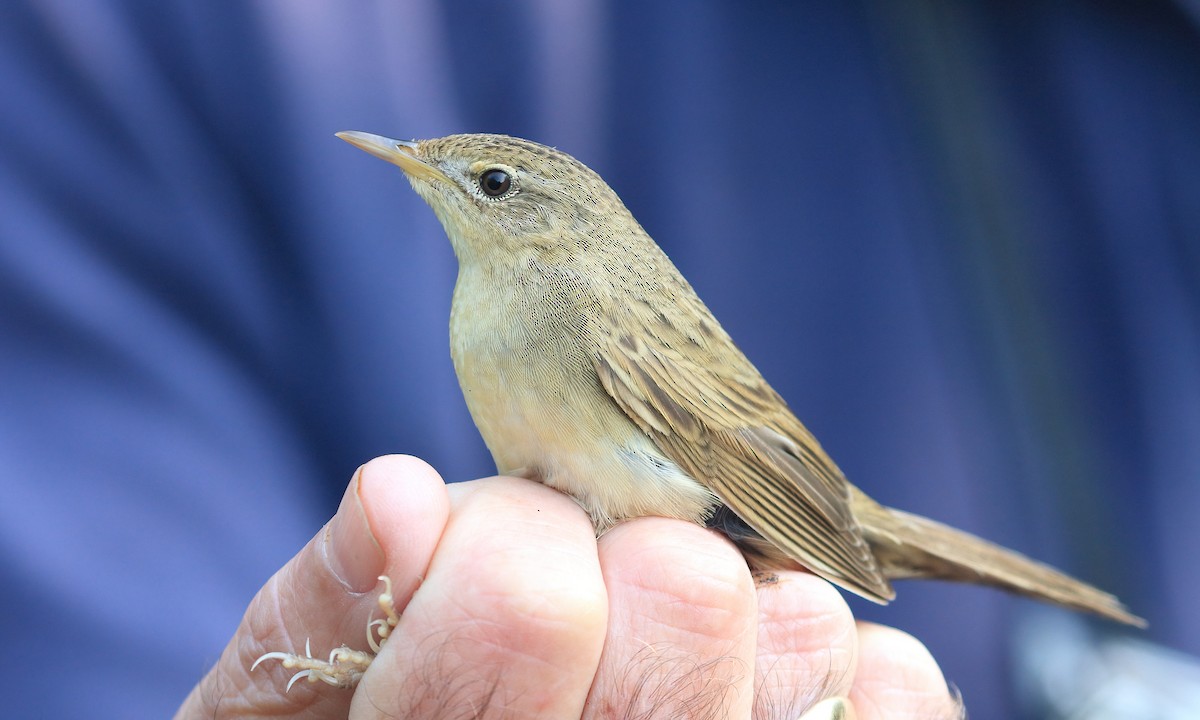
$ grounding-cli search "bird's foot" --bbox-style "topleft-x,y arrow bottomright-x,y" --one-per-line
251,575 -> 400,691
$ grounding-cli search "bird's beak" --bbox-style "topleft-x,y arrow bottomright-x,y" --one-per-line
336,131 -> 451,184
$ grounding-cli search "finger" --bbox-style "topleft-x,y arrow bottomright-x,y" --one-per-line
584,519 -> 758,720
176,455 -> 450,719
353,475 -> 608,719
752,570 -> 858,719
849,622 -> 963,720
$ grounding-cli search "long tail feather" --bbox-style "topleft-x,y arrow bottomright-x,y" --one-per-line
862,503 -> 1145,627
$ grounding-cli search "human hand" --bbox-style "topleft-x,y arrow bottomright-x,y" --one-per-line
176,455 -> 962,719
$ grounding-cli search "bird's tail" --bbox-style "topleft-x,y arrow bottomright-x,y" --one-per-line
861,498 -> 1145,627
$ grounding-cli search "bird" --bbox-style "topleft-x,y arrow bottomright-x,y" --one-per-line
253,129 -> 1142,693
335,130 -> 1143,628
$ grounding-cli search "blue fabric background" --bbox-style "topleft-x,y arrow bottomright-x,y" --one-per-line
1,1 -> 1196,716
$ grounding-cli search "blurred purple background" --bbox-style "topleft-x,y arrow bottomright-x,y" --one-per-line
1,1 -> 1197,717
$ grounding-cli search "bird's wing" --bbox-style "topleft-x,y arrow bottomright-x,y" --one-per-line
591,324 -> 893,602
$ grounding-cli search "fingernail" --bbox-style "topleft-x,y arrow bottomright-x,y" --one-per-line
326,466 -> 386,592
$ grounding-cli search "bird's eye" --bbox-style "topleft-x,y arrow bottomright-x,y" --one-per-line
479,168 -> 512,197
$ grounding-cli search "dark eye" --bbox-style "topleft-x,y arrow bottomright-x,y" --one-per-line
479,168 -> 512,197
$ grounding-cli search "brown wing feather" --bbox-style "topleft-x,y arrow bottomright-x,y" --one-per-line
591,320 -> 894,603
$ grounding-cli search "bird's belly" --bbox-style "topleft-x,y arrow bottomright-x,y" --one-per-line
449,287 -> 718,531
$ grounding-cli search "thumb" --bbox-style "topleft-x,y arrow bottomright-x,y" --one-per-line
175,455 -> 450,719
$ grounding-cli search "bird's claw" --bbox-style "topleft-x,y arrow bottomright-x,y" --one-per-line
251,575 -> 401,691
798,696 -> 857,720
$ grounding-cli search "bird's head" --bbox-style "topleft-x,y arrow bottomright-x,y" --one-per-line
337,131 -> 629,265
